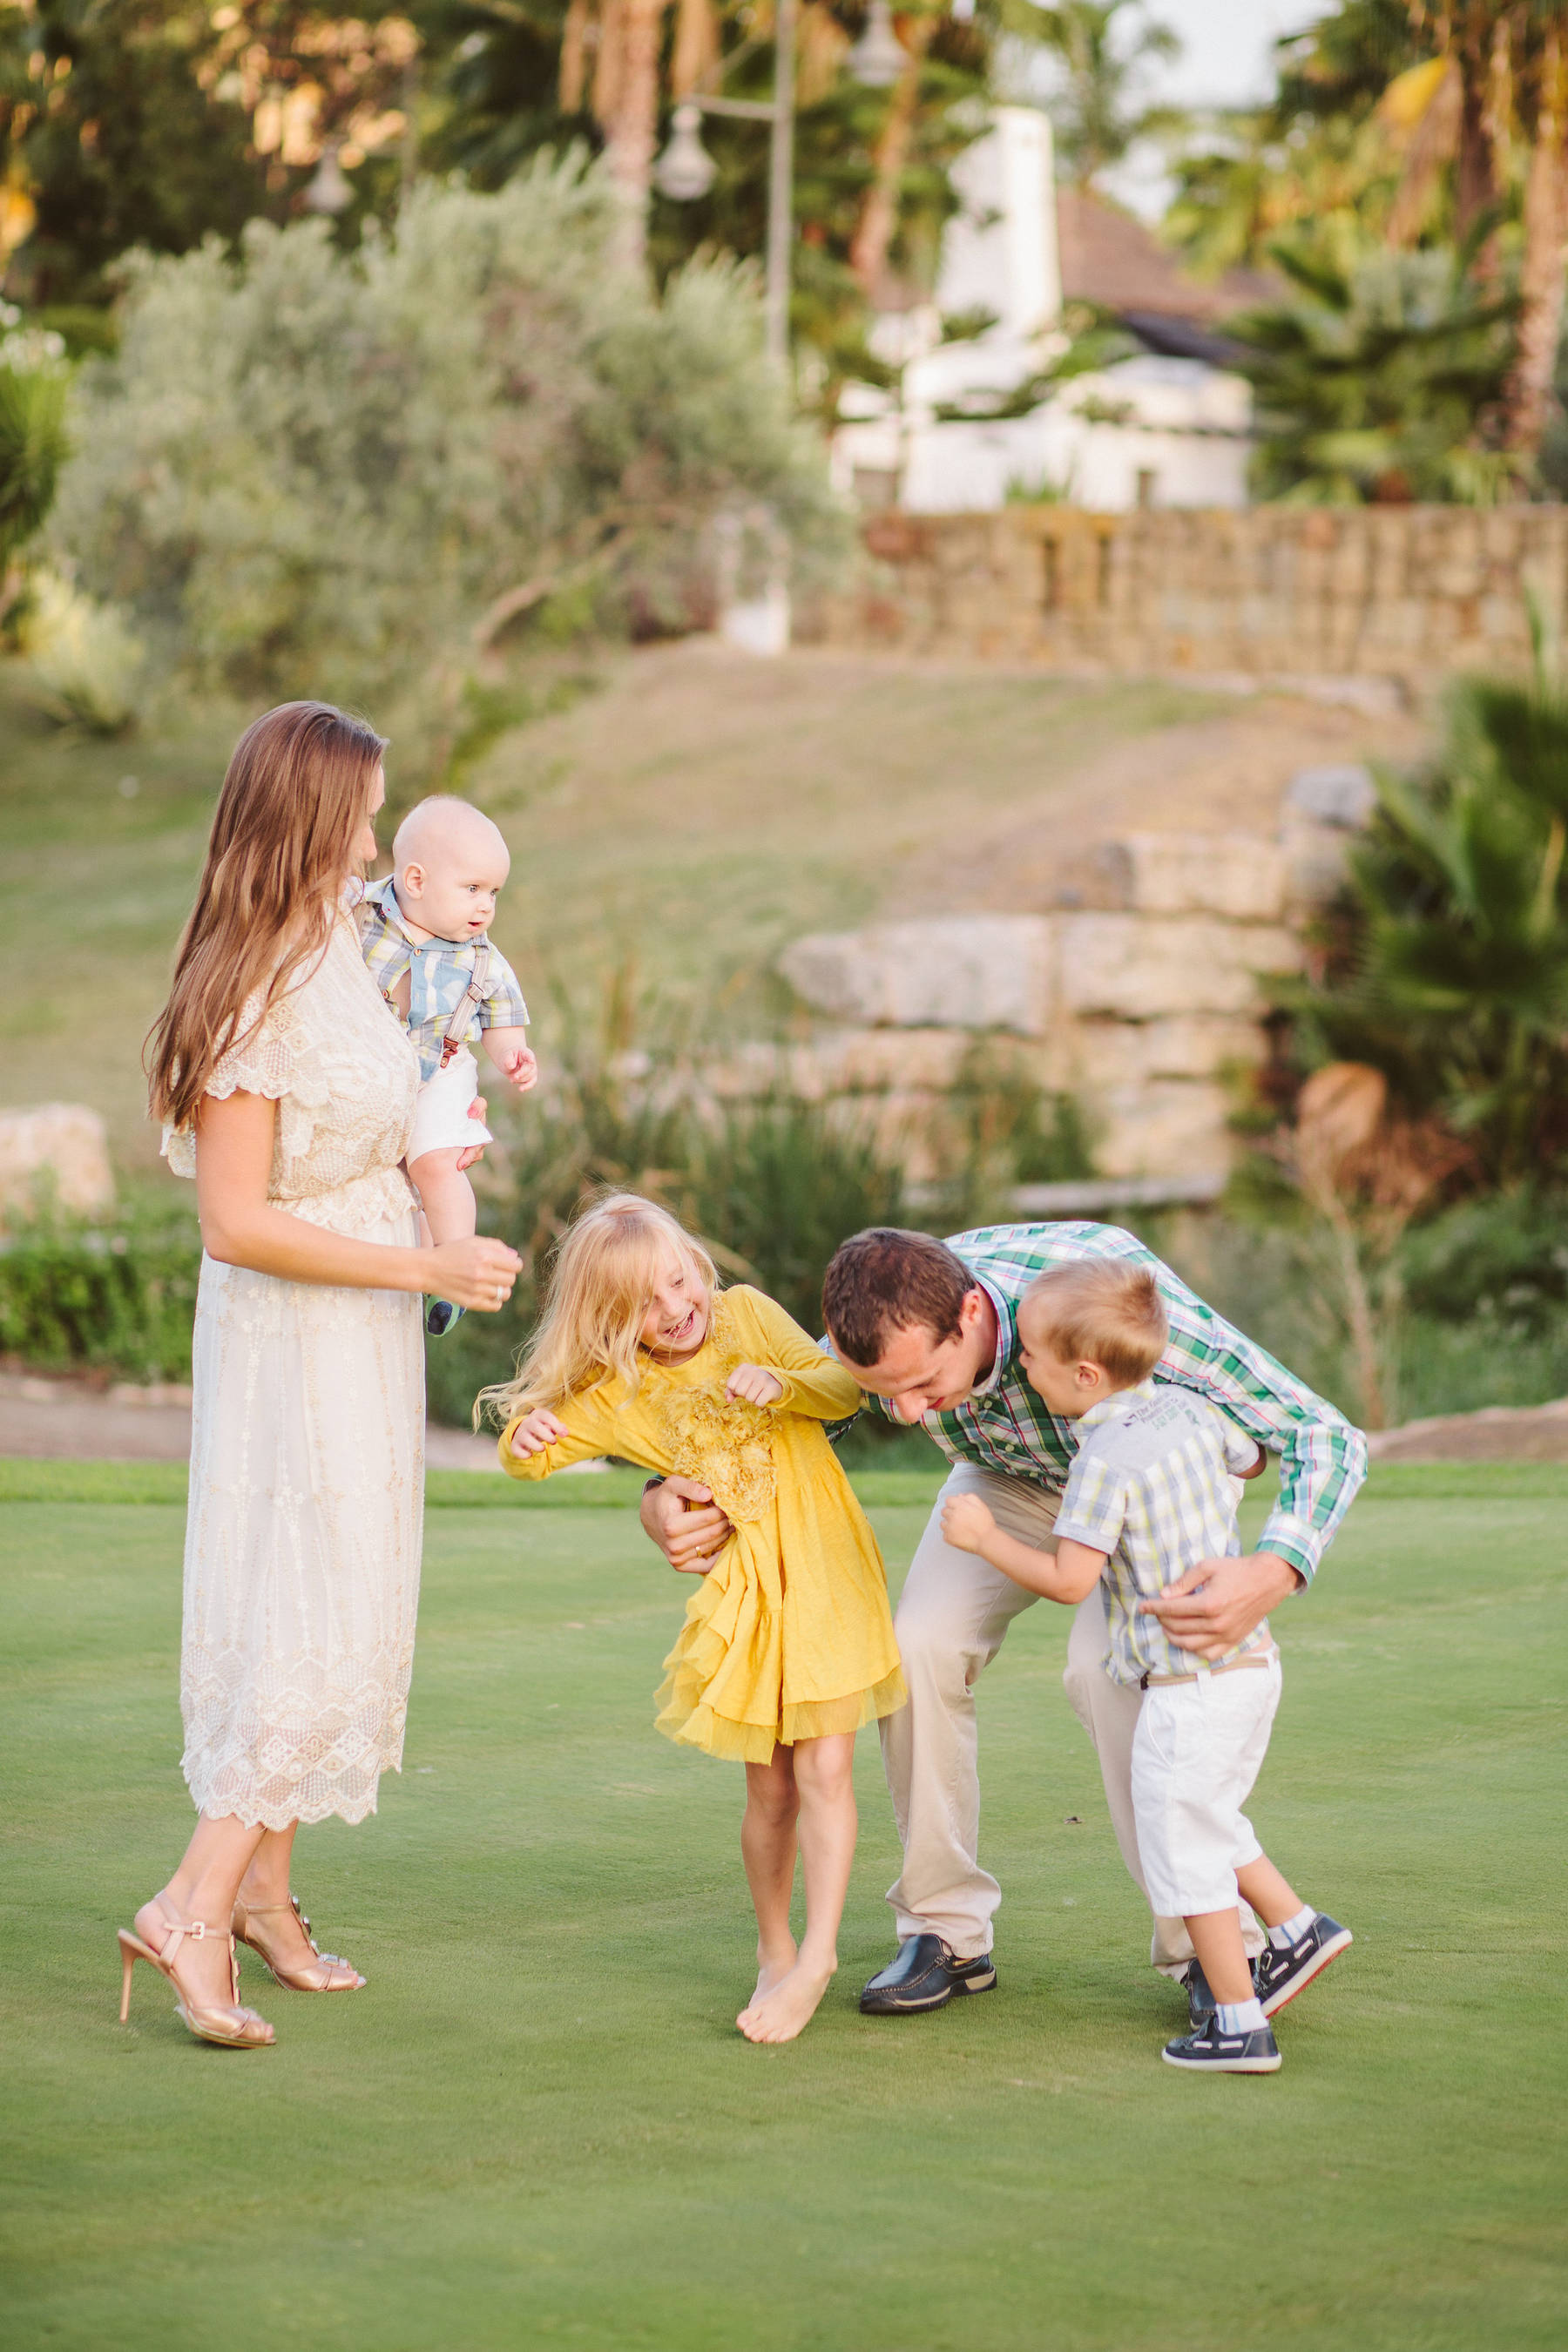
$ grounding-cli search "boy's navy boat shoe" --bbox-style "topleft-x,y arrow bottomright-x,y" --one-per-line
1163,2017 -> 1281,2074
1255,1914 -> 1353,2017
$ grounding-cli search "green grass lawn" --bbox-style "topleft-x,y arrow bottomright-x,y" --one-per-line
3,1468 -> 1565,2350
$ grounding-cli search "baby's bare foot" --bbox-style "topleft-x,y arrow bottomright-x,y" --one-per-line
736,1957 -> 835,2044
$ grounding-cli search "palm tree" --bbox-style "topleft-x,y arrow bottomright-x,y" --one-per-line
1375,3 -> 1568,463
1227,223 -> 1519,504
1284,614 -> 1568,1184
1014,0 -> 1182,191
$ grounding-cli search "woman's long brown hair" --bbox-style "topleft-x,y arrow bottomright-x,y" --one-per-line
146,700 -> 388,1132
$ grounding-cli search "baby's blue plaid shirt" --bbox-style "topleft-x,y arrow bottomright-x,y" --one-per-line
876,1222 -> 1366,1587
360,877 -> 529,1083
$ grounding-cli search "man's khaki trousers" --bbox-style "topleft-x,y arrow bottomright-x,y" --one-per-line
877,1463 -> 1264,1972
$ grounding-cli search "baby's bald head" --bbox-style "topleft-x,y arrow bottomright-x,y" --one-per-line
389,796 -> 510,945
393,795 -> 509,876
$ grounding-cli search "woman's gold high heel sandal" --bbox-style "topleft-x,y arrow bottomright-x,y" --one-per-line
232,1892 -> 365,1991
117,1913 -> 275,2049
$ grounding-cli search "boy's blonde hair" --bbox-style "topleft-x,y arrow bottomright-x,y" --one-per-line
476,1192 -> 718,1427
1019,1260 -> 1168,1388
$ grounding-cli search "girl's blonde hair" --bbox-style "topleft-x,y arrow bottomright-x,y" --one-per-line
146,700 -> 387,1131
478,1193 -> 719,1427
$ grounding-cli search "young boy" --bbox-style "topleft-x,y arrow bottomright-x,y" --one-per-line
942,1258 -> 1351,2074
361,795 -> 538,1335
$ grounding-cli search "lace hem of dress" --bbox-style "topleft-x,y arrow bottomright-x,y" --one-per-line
181,1642 -> 414,1828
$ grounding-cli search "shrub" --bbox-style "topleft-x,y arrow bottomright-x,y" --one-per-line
51,159 -> 848,774
23,570 -> 144,733
0,1199 -> 201,1382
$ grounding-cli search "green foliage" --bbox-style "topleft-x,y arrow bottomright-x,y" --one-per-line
51,159 -> 848,768
0,1197 -> 201,1382
0,0 -> 271,310
1227,226 -> 1521,504
1276,636 -> 1568,1185
22,569 -> 144,732
1399,1186 -> 1568,1336
0,318 -> 68,578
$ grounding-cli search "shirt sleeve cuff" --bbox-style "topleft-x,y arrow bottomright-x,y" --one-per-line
1052,1512 -> 1119,1554
1260,1512 -> 1320,1585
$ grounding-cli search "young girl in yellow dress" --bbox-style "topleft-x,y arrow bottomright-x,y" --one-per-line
485,1193 -> 906,2044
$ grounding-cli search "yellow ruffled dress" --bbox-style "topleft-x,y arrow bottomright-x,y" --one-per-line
498,1287 -> 906,1762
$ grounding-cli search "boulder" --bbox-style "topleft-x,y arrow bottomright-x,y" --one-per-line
1099,832 -> 1288,923
778,916 -> 1053,1034
0,1104 -> 115,1226
1058,914 -> 1302,1021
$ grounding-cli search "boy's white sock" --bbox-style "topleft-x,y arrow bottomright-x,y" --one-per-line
1268,1905 -> 1316,1950
1216,1997 -> 1266,2035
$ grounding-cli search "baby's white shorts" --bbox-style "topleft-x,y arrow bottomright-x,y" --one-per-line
406,1044 -> 492,1162
1130,1652 -> 1282,1917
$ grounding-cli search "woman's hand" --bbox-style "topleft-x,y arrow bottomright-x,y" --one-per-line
429,1234 -> 521,1311
726,1362 -> 784,1408
941,1492 -> 997,1558
509,1407 -> 569,1458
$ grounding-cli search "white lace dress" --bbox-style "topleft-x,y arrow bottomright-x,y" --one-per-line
162,914 -> 425,1828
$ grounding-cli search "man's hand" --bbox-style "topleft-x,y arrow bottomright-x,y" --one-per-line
726,1362 -> 784,1408
639,1474 -> 733,1576
1139,1551 -> 1302,1659
941,1492 -> 997,1559
508,1407 -> 568,1457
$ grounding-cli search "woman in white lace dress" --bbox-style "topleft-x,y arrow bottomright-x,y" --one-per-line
119,702 -> 521,2050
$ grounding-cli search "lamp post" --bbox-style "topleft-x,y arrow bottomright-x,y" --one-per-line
656,0 -> 902,366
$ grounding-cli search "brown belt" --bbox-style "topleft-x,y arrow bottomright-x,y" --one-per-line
1140,1646 -> 1278,1691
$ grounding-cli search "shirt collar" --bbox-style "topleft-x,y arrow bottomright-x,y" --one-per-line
966,1275 -> 1013,1399
363,874 -> 419,943
1074,1376 -> 1158,1434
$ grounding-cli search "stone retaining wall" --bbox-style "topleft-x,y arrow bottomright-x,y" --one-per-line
808,505 -> 1568,687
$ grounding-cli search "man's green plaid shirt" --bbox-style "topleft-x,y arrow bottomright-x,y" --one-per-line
883,1223 -> 1366,1584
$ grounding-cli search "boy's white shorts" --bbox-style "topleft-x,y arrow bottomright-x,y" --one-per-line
406,1044 -> 492,1162
1130,1653 -> 1282,1917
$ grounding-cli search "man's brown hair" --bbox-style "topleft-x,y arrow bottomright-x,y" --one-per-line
1020,1260 -> 1168,1387
821,1228 -> 978,1368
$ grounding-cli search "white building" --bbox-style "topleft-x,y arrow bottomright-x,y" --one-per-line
831,109 -> 1267,516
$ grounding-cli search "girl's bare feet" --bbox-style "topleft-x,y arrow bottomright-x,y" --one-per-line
736,1955 -> 835,2044
748,1936 -> 797,2010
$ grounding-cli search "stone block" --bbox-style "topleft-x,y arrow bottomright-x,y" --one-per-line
778,916 -> 1053,1034
1058,914 -> 1301,1020
1099,832 -> 1288,922
1070,1015 -> 1265,1089
1090,1081 -> 1234,1180
1281,818 -> 1354,908
1289,768 -> 1376,829
0,1104 -> 115,1227
811,1027 -> 977,1093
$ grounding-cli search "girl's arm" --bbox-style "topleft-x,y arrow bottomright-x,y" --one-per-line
196,1090 -> 520,1306
730,1290 -> 866,1421
498,1385 -> 623,1482
942,1491 -> 1105,1603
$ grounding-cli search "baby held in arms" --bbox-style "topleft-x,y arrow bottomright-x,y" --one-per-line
360,797 -> 537,1334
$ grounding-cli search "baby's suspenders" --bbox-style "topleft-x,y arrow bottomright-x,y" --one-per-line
438,942 -> 491,1070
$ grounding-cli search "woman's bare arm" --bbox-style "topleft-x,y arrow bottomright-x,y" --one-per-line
194,1090 -> 520,1308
